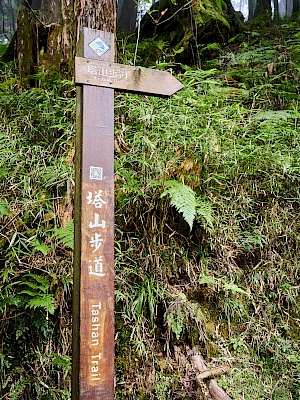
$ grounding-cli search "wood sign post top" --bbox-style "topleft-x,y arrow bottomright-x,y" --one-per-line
75,57 -> 184,96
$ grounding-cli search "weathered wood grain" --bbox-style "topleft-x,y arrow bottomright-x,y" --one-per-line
75,57 -> 184,96
73,28 -> 114,400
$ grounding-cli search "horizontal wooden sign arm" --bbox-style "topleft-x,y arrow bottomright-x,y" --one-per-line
75,57 -> 184,96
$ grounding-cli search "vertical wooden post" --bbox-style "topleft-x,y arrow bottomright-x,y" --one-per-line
73,28 -> 114,400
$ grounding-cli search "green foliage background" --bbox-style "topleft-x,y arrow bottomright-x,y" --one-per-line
1,19 -> 300,400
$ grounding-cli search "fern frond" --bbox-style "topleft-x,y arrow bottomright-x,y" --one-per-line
0,199 -> 9,218
22,274 -> 50,291
224,283 -> 250,296
53,220 -> 74,249
197,199 -> 214,228
199,275 -> 218,285
161,180 -> 196,230
20,289 -> 40,297
26,294 -> 55,314
166,310 -> 186,340
30,239 -> 50,256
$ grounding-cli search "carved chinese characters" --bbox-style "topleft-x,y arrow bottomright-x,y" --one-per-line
75,57 -> 184,96
87,62 -> 128,85
79,157 -> 114,398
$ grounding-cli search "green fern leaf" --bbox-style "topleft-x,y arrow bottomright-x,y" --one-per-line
224,283 -> 249,296
215,0 -> 223,11
0,199 -> 9,217
52,355 -> 71,377
166,310 -> 186,340
26,294 -> 55,314
200,275 -> 218,285
20,283 -> 49,293
197,199 -> 214,228
23,274 -> 50,292
161,180 -> 196,230
53,220 -> 74,249
30,239 -> 50,256
20,289 -> 40,297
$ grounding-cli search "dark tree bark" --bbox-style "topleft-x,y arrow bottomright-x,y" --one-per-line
248,0 -> 256,20
8,0 -> 116,79
30,0 -> 42,9
273,0 -> 280,19
117,0 -> 137,32
293,0 -> 300,13
0,1 -> 4,34
286,0 -> 293,15
0,0 -> 20,36
253,0 -> 272,18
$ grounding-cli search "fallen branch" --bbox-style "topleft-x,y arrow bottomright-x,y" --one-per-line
209,380 -> 232,400
189,347 -> 232,400
197,366 -> 230,380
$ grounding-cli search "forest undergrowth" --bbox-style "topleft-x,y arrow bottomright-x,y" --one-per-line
1,20 -> 300,399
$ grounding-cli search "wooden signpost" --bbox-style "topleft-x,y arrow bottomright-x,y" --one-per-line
73,27 -> 183,400
75,57 -> 184,96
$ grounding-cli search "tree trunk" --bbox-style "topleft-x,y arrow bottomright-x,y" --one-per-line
273,0 -> 280,19
292,0 -> 300,13
13,0 -> 116,79
253,0 -> 272,18
248,0 -> 256,20
0,0 -> 20,37
31,0 -> 42,9
286,0 -> 292,15
0,1 -> 4,35
117,0 -> 137,32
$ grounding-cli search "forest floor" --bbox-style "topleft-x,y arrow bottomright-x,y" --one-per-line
0,19 -> 300,400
